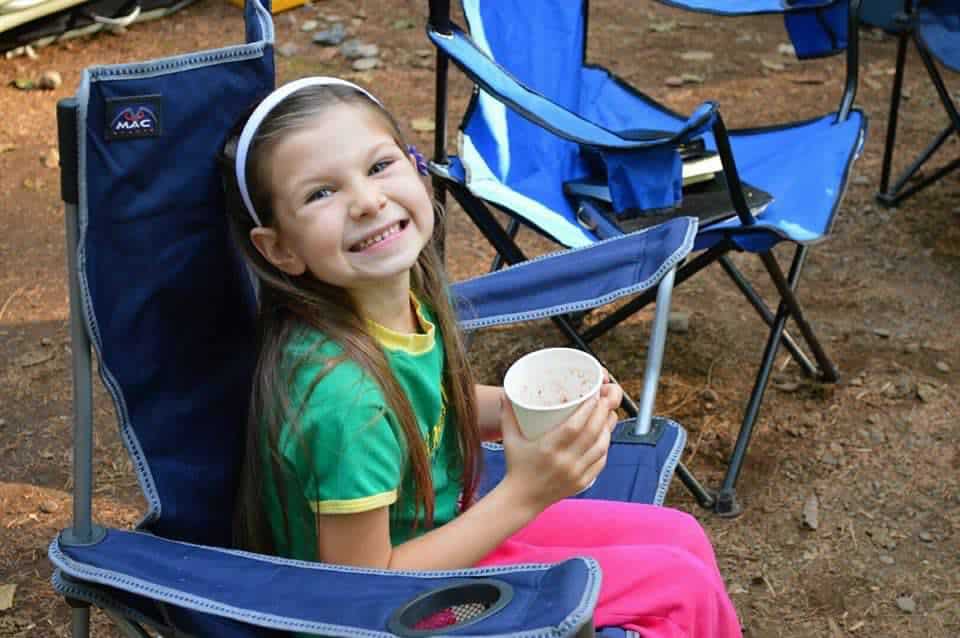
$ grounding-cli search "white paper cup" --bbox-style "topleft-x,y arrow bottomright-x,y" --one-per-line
503,348 -> 604,441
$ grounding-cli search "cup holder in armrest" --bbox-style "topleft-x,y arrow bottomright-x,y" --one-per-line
386,578 -> 514,637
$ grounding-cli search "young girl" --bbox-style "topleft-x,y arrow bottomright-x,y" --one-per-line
223,76 -> 742,637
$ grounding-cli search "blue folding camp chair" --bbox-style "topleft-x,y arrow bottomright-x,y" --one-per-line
48,1 -> 698,635
427,0 -> 867,516
874,0 -> 959,207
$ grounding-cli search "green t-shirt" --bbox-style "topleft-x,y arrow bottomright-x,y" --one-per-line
262,300 -> 463,561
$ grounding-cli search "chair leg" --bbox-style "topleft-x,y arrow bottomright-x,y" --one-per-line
717,255 -> 818,378
887,135 -> 960,205
916,32 -> 960,134
882,124 -> 958,206
69,602 -> 91,638
490,218 -> 521,272
758,248 -> 838,382
450,184 -> 529,266
713,246 -> 818,516
878,25 -> 911,204
103,610 -> 153,638
878,29 -> 960,207
714,286 -> 792,517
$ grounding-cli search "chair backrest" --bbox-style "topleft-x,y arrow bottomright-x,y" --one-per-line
457,0 -> 592,245
75,0 -> 274,547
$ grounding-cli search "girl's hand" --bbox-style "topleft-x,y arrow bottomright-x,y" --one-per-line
499,381 -> 623,511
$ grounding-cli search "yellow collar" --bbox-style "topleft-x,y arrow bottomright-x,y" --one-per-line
365,296 -> 436,355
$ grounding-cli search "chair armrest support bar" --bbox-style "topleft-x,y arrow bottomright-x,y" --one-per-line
710,115 -> 757,228
58,97 -> 99,548
838,0 -> 862,121
633,267 -> 676,435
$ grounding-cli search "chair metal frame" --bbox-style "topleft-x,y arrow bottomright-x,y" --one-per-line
877,0 -> 960,207
426,0 -> 863,516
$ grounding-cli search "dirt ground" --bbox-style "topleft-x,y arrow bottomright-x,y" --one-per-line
1,0 -> 958,636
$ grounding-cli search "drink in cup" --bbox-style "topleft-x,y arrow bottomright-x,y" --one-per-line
503,347 -> 604,440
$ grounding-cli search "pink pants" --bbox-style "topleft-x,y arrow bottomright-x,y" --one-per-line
475,499 -> 742,638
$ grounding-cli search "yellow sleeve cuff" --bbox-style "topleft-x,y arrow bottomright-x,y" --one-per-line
309,490 -> 398,514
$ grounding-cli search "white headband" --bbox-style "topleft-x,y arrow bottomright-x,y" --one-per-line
234,76 -> 382,227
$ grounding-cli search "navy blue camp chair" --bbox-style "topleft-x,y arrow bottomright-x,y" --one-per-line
49,1 -> 698,636
427,0 -> 867,516
875,0 -> 959,207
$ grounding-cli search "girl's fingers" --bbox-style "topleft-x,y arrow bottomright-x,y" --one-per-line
583,451 -> 608,487
545,395 -> 598,446
600,382 -> 623,405
577,405 -> 612,462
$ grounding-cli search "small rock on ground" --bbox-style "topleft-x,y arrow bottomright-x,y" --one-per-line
352,57 -> 381,71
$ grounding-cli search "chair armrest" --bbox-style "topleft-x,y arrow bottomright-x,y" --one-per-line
451,217 -> 696,331
51,528 -> 600,636
427,23 -> 717,152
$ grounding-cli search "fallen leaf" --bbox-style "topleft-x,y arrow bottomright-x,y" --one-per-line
802,494 -> 819,530
895,595 -> 916,614
778,43 -> 796,56
411,117 -> 435,133
916,382 -> 938,402
649,20 -> 676,33
391,18 -> 416,30
0,583 -> 15,611
679,50 -> 713,62
42,148 -> 59,169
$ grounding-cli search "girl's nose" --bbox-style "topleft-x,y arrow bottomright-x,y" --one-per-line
348,181 -> 387,218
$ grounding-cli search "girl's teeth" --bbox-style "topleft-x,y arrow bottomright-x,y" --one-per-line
358,223 -> 400,250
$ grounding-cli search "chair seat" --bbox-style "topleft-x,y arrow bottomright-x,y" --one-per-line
696,110 -> 867,252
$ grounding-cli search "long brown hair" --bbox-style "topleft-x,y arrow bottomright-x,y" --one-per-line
221,84 -> 480,555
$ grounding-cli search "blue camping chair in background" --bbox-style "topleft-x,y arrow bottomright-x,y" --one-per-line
427,0 -> 867,516
49,1 -> 699,635
873,0 -> 960,207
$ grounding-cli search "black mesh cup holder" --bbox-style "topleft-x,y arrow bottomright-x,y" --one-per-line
387,578 -> 514,636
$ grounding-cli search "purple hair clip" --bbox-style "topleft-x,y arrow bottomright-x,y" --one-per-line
407,144 -> 429,176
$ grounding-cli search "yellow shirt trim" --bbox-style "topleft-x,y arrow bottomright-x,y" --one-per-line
366,295 -> 436,355
309,490 -> 398,514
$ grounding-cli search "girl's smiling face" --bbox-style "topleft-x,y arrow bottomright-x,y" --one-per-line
251,102 -> 434,298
